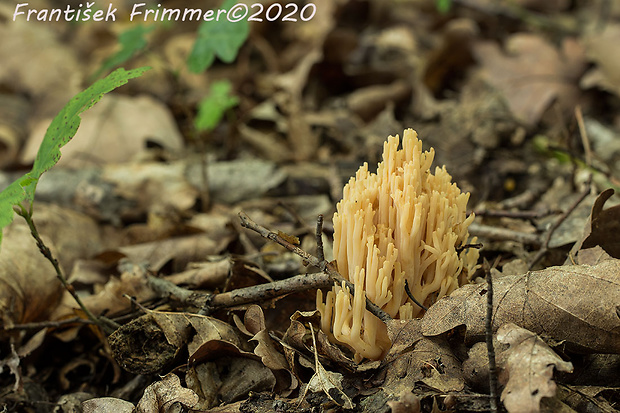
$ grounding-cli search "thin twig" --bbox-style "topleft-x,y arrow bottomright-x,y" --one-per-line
316,214 -> 325,262
404,280 -> 428,311
15,205 -> 118,334
456,243 -> 483,254
472,209 -> 558,220
4,317 -> 93,331
575,105 -> 592,168
208,272 -> 333,309
239,211 -> 322,268
238,212 -> 392,322
484,259 -> 500,412
468,223 -> 541,247
278,200 -> 314,235
528,181 -> 592,269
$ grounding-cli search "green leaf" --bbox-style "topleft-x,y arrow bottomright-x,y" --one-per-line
187,0 -> 249,73
0,66 -> 151,246
0,176 -> 34,229
436,0 -> 452,14
97,25 -> 154,77
195,80 -> 239,132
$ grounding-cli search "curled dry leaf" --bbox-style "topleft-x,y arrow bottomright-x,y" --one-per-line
186,340 -> 276,409
422,259 -> 620,354
497,323 -> 573,413
82,397 -> 134,413
109,309 -> 245,375
383,319 -> 464,396
473,33 -> 585,125
283,310 -> 358,372
102,161 -> 197,219
0,220 -> 63,327
241,305 -> 298,395
570,188 -> 620,261
136,373 -> 198,413
51,262 -> 156,323
117,233 -> 224,273
346,80 -> 411,121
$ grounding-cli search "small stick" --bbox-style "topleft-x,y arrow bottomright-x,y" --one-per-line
484,258 -> 500,412
575,106 -> 592,168
146,273 -> 333,314
316,214 -> 325,262
238,212 -> 391,322
4,317 -> 93,331
208,272 -> 333,309
468,223 -> 541,247
239,212 -> 320,268
472,209 -> 558,220
456,242 -> 483,254
404,280 -> 428,311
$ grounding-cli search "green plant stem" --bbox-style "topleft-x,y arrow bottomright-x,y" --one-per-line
15,205 -> 118,334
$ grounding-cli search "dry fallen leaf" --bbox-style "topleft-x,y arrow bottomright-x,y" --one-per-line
0,93 -> 30,168
27,203 -> 103,273
117,233 -> 224,273
473,33 -> 585,125
497,323 -> 573,413
0,4 -> 82,115
82,397 -> 135,413
23,94 -> 184,168
305,324 -> 354,410
136,373 -> 199,413
570,188 -> 620,261
582,24 -> 620,98
0,331 -> 49,392
164,258 -> 232,289
383,319 -> 464,397
0,220 -> 63,326
109,308 -> 246,376
51,262 -> 156,324
102,161 -> 197,219
186,158 -> 287,204
422,259 -> 620,354
186,340 -> 276,409
239,305 -> 298,395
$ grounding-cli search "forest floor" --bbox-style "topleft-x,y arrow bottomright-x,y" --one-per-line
0,0 -> 619,412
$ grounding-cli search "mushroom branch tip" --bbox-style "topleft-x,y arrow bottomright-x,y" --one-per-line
316,128 -> 480,362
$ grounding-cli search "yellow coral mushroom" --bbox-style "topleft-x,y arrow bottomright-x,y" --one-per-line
317,129 -> 479,361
